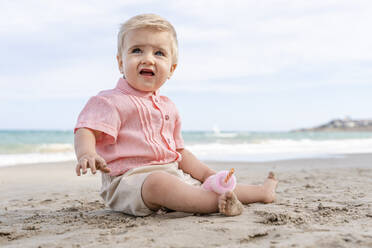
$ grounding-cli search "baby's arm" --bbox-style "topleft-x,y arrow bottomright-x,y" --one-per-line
74,128 -> 110,176
177,148 -> 216,182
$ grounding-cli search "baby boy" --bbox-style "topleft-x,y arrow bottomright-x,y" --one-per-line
74,13 -> 278,216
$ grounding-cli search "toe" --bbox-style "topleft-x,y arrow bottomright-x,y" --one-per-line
225,191 -> 234,199
268,171 -> 275,179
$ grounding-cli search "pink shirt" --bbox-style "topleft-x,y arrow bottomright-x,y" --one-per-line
75,78 -> 184,176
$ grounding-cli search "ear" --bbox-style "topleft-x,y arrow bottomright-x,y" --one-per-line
116,55 -> 124,74
168,64 -> 177,79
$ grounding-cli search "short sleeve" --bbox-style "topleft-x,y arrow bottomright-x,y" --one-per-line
74,96 -> 121,145
173,110 -> 184,149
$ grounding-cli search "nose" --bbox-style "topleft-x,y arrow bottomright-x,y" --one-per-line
141,51 -> 155,65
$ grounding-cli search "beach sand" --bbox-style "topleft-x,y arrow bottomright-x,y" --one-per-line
1,154 -> 372,248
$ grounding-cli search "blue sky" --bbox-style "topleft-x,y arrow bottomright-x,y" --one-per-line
1,0 -> 371,131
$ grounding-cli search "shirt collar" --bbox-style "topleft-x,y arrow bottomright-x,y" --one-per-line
115,77 -> 159,98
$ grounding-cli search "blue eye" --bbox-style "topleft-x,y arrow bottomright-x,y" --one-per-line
131,48 -> 141,53
155,51 -> 165,56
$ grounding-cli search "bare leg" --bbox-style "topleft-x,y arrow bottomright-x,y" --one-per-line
142,171 -> 242,216
234,172 -> 278,204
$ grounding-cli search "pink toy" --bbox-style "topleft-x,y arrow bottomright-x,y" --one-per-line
202,168 -> 237,194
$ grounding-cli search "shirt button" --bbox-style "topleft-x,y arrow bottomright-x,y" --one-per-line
165,115 -> 169,120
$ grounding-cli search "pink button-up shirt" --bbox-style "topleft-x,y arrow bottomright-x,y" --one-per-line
75,78 -> 184,176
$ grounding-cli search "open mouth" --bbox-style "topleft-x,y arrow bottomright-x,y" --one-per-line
140,69 -> 155,76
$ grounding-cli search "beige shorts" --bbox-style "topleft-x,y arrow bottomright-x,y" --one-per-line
100,162 -> 201,216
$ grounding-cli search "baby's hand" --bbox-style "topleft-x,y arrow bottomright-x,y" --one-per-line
75,153 -> 110,176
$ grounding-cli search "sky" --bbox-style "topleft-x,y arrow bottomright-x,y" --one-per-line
1,0 -> 372,131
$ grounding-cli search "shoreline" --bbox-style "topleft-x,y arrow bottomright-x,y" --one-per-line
1,152 -> 371,169
1,154 -> 372,247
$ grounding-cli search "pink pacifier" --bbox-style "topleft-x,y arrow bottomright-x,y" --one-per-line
202,168 -> 237,194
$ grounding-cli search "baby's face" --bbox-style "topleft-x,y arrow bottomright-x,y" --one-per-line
117,28 -> 177,92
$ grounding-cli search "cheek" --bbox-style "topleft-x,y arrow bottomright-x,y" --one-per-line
160,62 -> 172,74
124,61 -> 136,73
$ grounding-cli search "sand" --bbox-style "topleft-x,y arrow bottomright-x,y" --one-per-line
1,154 -> 372,248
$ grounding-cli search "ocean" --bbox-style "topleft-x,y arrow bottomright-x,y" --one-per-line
1,130 -> 372,167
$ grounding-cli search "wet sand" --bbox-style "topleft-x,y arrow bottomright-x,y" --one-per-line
1,154 -> 372,248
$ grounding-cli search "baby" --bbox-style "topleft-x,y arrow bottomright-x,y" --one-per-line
74,13 -> 278,217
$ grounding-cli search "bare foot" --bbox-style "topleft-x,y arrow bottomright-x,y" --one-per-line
218,191 -> 243,216
262,171 -> 278,203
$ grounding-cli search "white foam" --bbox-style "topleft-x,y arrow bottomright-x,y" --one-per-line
0,152 -> 75,167
186,139 -> 372,162
1,138 -> 372,167
35,143 -> 74,153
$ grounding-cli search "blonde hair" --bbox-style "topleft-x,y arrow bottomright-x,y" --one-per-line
117,14 -> 178,64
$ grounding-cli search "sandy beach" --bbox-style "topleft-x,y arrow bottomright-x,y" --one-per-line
1,154 -> 372,248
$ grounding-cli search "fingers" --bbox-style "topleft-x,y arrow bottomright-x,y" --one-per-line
76,155 -> 109,176
76,158 -> 88,176
76,157 -> 89,176
81,158 -> 88,174
76,163 -> 81,176
101,166 -> 111,173
97,157 -> 111,173
88,157 -> 97,174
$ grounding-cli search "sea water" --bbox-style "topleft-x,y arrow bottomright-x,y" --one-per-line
1,130 -> 372,167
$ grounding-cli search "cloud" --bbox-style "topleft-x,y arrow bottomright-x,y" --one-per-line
1,0 -> 371,99
0,57 -> 118,100
0,0 -> 157,35
0,0 -> 371,130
